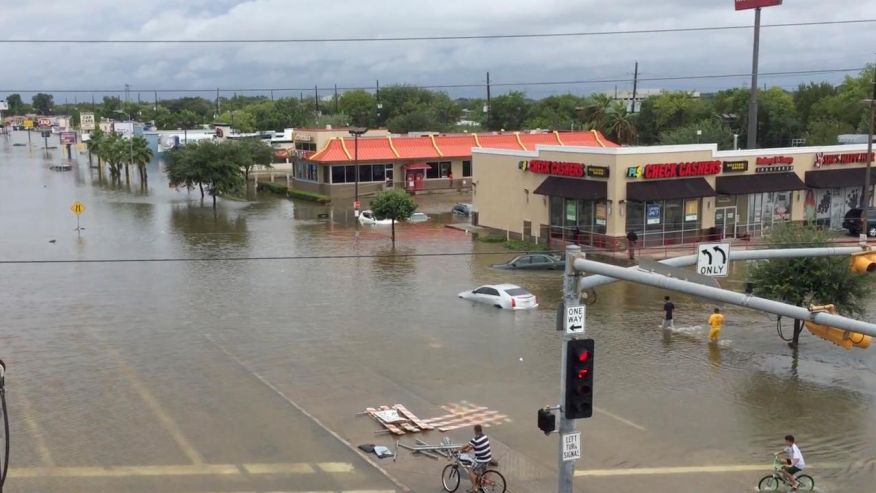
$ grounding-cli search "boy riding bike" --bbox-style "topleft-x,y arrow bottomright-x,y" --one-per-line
776,434 -> 806,491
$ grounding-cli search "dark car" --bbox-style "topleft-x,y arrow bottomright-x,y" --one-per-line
842,208 -> 876,237
493,253 -> 565,270
451,202 -> 474,217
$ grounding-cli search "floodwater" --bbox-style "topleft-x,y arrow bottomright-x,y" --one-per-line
1,130 -> 875,492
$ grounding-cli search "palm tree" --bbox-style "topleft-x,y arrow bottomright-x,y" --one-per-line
603,102 -> 637,145
130,136 -> 153,186
86,128 -> 106,179
580,94 -> 614,130
100,134 -> 129,182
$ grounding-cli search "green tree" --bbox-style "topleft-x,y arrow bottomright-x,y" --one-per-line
339,90 -> 377,127
757,87 -> 800,147
130,136 -> 153,185
601,102 -> 637,145
487,91 -> 531,131
803,119 -> 855,146
4,94 -> 24,114
217,110 -> 255,132
794,82 -> 836,126
370,188 -> 418,246
32,93 -> 54,115
165,140 -> 245,208
386,111 -> 433,134
749,225 -> 874,348
659,118 -> 734,149
235,138 -> 273,181
809,66 -> 875,132
97,133 -> 130,181
85,128 -> 107,178
652,92 -> 711,131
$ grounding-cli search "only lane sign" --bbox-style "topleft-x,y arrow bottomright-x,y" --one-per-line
697,242 -> 730,277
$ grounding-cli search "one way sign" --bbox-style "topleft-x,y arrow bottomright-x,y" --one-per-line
565,305 -> 585,335
697,242 -> 730,277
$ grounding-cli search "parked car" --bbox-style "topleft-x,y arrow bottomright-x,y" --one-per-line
492,253 -> 564,270
407,212 -> 430,223
358,210 -> 393,226
458,283 -> 538,310
452,203 -> 474,217
842,208 -> 876,237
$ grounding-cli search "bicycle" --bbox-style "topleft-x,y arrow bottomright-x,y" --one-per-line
441,450 -> 506,493
757,455 -> 815,491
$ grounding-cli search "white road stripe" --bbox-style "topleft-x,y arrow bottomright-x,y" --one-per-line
594,407 -> 647,431
16,389 -> 55,466
575,463 -> 845,477
8,462 -> 356,479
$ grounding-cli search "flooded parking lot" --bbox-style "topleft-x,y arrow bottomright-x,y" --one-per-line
1,131 -> 875,492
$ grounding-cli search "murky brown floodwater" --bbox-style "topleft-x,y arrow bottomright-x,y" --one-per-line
1,130 -> 875,492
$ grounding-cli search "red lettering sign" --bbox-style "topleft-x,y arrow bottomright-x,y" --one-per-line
641,161 -> 721,179
526,159 -> 585,177
735,0 -> 782,10
814,152 -> 876,167
756,156 -> 794,165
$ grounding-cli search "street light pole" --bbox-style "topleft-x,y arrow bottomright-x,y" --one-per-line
746,7 -> 762,150
349,127 -> 368,215
862,69 -> 876,237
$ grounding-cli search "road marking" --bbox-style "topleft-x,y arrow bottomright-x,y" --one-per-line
205,335 -> 412,493
16,389 -> 55,466
95,335 -> 206,465
575,463 -> 845,477
8,462 -> 357,479
594,407 -> 646,431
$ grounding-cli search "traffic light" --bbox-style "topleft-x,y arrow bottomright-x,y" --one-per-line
564,338 -> 595,419
850,251 -> 876,273
537,408 -> 556,435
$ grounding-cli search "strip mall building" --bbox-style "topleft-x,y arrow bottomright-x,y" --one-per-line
291,129 -> 612,199
471,143 -> 876,248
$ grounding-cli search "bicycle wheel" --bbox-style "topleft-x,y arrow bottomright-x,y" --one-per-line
441,464 -> 460,492
796,475 -> 815,491
757,475 -> 780,491
479,469 -> 507,493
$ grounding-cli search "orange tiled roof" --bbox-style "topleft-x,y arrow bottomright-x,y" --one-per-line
308,131 -> 616,164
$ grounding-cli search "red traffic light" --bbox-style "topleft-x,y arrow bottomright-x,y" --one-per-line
577,350 -> 590,363
577,369 -> 589,379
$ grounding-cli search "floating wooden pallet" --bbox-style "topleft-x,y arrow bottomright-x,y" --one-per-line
393,404 -> 434,431
365,407 -> 405,435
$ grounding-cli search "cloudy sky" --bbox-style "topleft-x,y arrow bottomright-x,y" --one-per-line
0,0 -> 874,101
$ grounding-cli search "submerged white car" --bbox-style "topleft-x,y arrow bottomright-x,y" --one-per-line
358,210 -> 394,225
458,283 -> 538,310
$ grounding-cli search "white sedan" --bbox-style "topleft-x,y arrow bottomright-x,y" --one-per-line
358,210 -> 394,225
458,283 -> 538,310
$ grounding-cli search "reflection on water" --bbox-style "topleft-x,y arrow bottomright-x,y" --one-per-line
1,131 -> 875,490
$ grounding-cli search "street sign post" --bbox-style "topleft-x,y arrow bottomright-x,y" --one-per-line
564,305 -> 585,335
697,243 -> 730,277
70,201 -> 85,236
561,432 -> 581,462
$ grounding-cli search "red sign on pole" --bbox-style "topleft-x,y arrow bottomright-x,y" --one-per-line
735,0 -> 782,10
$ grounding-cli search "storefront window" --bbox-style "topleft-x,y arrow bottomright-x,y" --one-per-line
627,199 -> 703,247
331,165 -> 345,184
330,164 -> 393,183
463,160 -> 472,177
565,199 -> 578,223
548,197 -> 607,246
426,161 -> 451,179
295,162 -> 319,182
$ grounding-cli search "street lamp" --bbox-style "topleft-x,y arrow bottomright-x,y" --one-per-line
349,127 -> 368,215
860,72 -> 876,238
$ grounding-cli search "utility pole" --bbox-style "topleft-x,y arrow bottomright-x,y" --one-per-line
862,66 -> 876,235
216,88 -> 221,118
376,80 -> 383,123
558,244 -> 583,493
315,86 -> 320,115
270,89 -> 274,101
334,84 -> 339,113
154,91 -> 158,112
631,61 -> 639,113
485,71 -> 492,129
746,7 -> 762,149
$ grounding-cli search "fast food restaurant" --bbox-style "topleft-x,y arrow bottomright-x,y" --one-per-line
471,143 -> 876,249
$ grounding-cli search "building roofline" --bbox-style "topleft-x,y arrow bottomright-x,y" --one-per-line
472,148 -> 538,158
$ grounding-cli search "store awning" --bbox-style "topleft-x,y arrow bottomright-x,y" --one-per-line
626,178 -> 715,202
404,162 -> 431,170
533,177 -> 607,200
716,173 -> 805,194
805,168 -> 876,189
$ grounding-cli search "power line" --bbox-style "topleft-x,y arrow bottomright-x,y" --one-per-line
1,19 -> 873,44
0,68 -> 864,95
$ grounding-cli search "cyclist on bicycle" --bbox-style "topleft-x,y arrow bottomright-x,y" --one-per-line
460,424 -> 492,492
776,434 -> 806,491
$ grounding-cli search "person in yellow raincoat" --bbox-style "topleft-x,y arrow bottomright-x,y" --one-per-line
708,308 -> 725,343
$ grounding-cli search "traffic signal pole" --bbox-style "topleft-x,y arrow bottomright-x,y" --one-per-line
558,244 -> 582,493
579,246 -> 866,291
574,257 -> 876,337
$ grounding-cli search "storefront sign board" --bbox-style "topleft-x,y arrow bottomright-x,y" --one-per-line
756,156 -> 793,165
814,152 -> 875,167
646,203 -> 661,224
755,165 -> 793,173
723,161 -> 749,173
735,0 -> 782,10
522,159 -> 585,177
587,166 -> 610,178
626,161 -> 722,179
59,131 -> 77,145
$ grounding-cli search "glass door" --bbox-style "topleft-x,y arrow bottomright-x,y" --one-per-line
714,206 -> 737,239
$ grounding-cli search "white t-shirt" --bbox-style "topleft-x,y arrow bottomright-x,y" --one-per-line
786,444 -> 805,469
